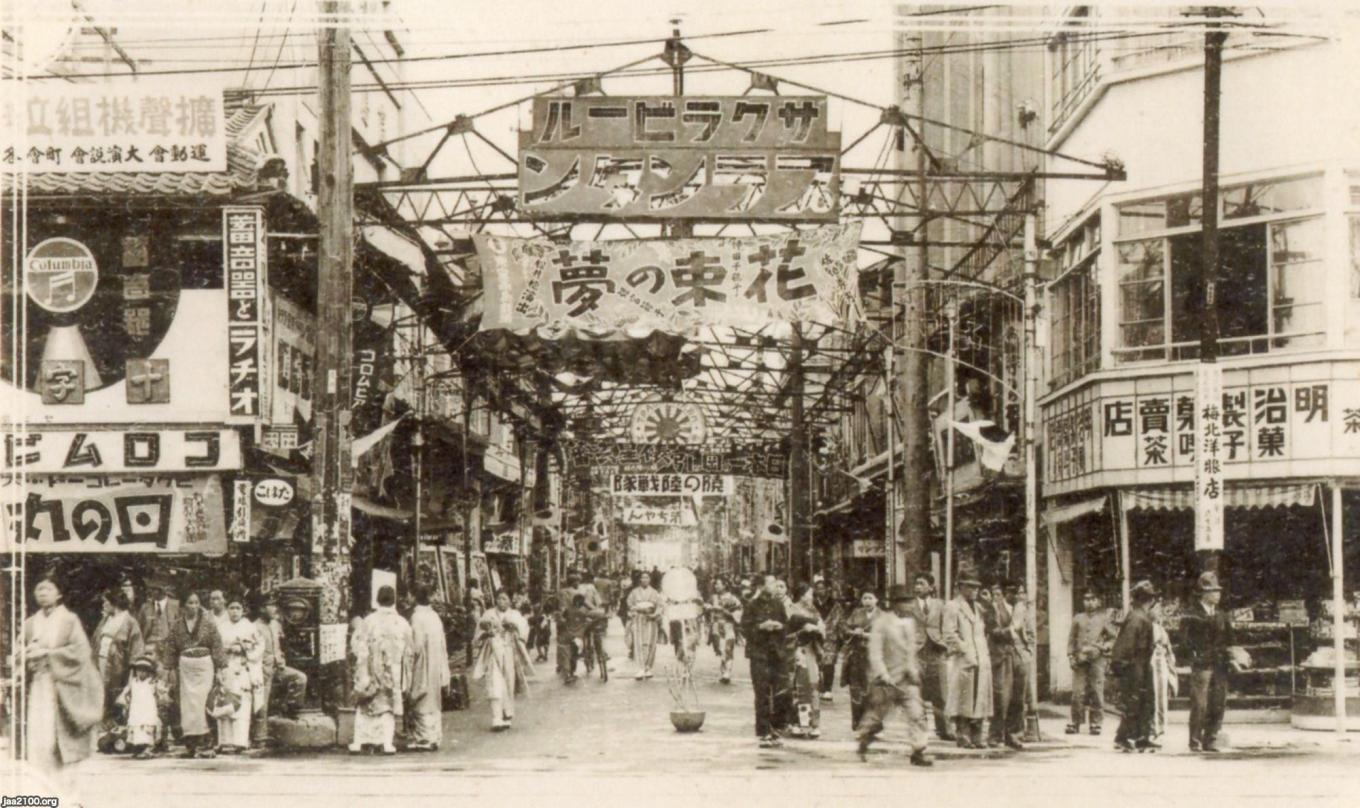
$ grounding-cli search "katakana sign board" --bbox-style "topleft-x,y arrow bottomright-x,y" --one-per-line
519,96 -> 840,221
1041,361 -> 1360,495
1194,364 -> 1224,552
1,428 -> 241,473
562,441 -> 788,478
224,207 -> 267,421
475,223 -> 861,333
1,475 -> 227,554
611,473 -> 733,497
2,78 -> 227,173
621,502 -> 697,527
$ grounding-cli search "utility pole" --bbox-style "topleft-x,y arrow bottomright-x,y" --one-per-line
1022,211 -> 1042,740
1196,7 -> 1228,574
310,0 -> 354,632
900,38 -> 932,590
788,322 -> 810,584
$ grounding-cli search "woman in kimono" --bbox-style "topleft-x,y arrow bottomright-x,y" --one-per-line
1150,600 -> 1178,742
786,583 -> 826,739
167,590 -> 227,759
705,578 -> 743,684
215,595 -> 261,754
92,587 -> 144,744
626,572 -> 665,679
21,576 -> 104,801
472,591 -> 532,731
350,586 -> 414,754
839,590 -> 880,731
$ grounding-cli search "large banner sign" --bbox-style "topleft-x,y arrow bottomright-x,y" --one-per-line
611,473 -> 732,497
2,78 -> 227,173
621,502 -> 697,527
519,96 -> 840,221
563,441 -> 788,478
2,428 -> 241,473
1,475 -> 227,554
475,223 -> 860,333
225,207 -> 267,420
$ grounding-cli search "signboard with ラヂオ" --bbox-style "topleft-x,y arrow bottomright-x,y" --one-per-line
224,207 -> 267,420
518,96 -> 840,221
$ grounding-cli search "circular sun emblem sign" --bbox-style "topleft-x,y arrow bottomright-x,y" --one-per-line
630,402 -> 707,444
25,237 -> 99,314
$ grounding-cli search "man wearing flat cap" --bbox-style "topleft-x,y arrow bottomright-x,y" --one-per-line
1111,580 -> 1158,751
941,569 -> 992,748
1184,572 -> 1232,752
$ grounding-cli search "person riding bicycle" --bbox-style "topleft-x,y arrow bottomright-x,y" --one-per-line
559,594 -> 607,684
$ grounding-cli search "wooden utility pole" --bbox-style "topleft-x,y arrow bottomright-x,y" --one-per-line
1197,8 -> 1228,574
310,0 -> 355,628
788,323 -> 810,584
900,40 -> 932,590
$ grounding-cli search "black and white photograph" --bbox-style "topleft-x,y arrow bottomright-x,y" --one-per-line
2,1 -> 1359,806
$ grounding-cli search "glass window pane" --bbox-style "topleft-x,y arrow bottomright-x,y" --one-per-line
1273,261 -> 1325,308
1224,175 -> 1323,220
1218,225 -> 1269,341
1117,238 -> 1163,282
1166,193 -> 1203,228
1119,201 -> 1166,236
1121,321 -> 1164,348
1270,218 -> 1323,265
1273,303 -> 1324,336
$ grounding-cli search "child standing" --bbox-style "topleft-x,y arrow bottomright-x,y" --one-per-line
120,655 -> 163,759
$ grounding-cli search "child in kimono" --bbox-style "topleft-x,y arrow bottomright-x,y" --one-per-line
119,655 -> 163,759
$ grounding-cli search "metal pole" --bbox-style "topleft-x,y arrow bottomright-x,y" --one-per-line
1119,493 -> 1132,613
1332,483 -> 1346,735
1022,212 -> 1041,733
944,304 -> 956,600
1198,8 -> 1228,576
462,385 -> 474,665
886,291 -> 899,590
412,325 -> 424,559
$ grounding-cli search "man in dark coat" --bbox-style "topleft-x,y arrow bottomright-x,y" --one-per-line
1111,580 -> 1158,751
905,572 -> 952,741
741,573 -> 790,748
1183,571 -> 1233,752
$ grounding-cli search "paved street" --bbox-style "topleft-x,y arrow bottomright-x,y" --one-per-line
9,619 -> 1356,808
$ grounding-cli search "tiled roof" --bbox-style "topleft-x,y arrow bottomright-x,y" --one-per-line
3,102 -> 267,198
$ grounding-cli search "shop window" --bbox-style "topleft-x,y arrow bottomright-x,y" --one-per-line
1049,260 -> 1101,390
1223,175 -> 1322,220
1116,238 -> 1165,361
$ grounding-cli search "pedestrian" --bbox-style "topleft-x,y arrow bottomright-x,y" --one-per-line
527,598 -> 553,663
1184,571 -> 1232,752
741,573 -> 790,748
984,582 -> 1027,750
905,572 -> 953,741
208,589 -> 230,633
840,589 -> 879,731
408,583 -> 451,751
468,579 -> 486,620
215,594 -> 261,755
855,584 -> 933,767
119,654 -> 163,759
786,583 -> 825,739
350,585 -> 414,754
1066,590 -> 1115,736
20,576 -> 104,803
472,591 -> 532,731
811,578 -> 842,703
167,590 -> 226,759
705,578 -> 742,684
1150,599 -> 1178,743
942,570 -> 992,748
626,571 -> 665,679
136,583 -> 180,674
93,586 -> 144,749
557,570 -> 583,677
1003,583 -> 1035,748
1112,580 -> 1158,752
559,593 -> 608,683
249,594 -> 277,753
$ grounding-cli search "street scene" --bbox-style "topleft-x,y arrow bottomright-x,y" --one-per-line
3,1 -> 1360,806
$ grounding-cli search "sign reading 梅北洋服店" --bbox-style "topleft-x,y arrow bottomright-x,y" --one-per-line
562,440 -> 788,478
612,473 -> 732,497
1041,361 -> 1360,495
519,96 -> 840,221
1,78 -> 227,173
1194,364 -> 1224,552
474,224 -> 861,333
2,428 -> 241,473
225,207 -> 267,421
1,475 -> 228,553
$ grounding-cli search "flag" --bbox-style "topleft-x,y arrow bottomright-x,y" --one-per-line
352,413 -> 406,464
950,420 -> 1015,472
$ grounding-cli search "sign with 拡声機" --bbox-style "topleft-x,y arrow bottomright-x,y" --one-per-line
474,223 -> 861,334
2,78 -> 227,173
519,96 -> 840,221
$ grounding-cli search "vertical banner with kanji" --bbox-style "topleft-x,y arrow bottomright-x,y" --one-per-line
224,207 -> 267,421
1194,364 -> 1224,552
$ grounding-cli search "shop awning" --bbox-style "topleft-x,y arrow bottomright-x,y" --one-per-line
361,225 -> 429,278
1121,482 -> 1318,512
1041,494 -> 1108,527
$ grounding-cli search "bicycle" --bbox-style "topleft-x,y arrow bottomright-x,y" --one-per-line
582,617 -> 609,682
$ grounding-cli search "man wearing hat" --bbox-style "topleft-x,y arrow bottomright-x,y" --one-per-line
856,584 -> 933,767
941,569 -> 992,748
1066,590 -> 1115,735
1111,580 -> 1158,751
1184,571 -> 1233,752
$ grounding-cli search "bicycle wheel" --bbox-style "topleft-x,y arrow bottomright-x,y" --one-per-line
596,634 -> 609,682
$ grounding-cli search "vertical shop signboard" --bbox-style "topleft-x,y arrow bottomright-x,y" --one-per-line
224,207 -> 267,421
1194,364 -> 1224,552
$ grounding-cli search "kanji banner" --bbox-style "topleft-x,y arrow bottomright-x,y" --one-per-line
225,207 -> 267,421
562,441 -> 788,478
475,223 -> 861,333
611,473 -> 732,497
2,78 -> 227,173
1194,364 -> 1224,552
519,96 -> 840,221
621,502 -> 697,527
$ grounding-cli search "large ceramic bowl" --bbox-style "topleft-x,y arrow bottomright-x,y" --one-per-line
670,710 -> 706,733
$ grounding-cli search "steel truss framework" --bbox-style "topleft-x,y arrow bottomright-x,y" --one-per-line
352,38 -> 1121,447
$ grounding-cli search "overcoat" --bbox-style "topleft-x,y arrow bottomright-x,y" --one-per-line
941,595 -> 993,719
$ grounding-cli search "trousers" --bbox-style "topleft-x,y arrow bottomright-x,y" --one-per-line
1070,659 -> 1106,728
1115,676 -> 1154,745
750,655 -> 789,738
990,653 -> 1027,741
856,681 -> 927,752
1189,668 -> 1228,746
920,650 -> 951,737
